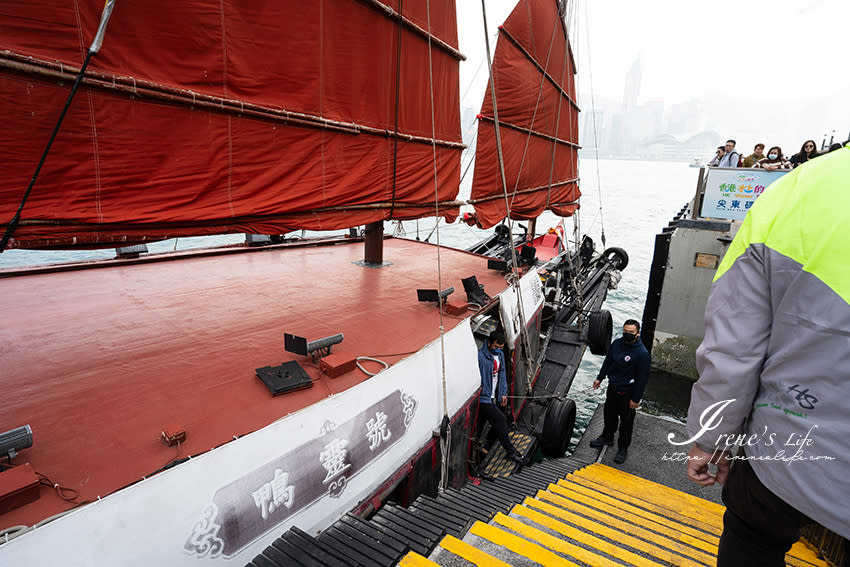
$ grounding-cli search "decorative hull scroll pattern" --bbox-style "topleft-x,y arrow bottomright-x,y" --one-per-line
184,390 -> 417,558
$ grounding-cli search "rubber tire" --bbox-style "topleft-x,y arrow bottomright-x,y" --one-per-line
540,398 -> 577,457
601,246 -> 629,270
588,309 -> 613,355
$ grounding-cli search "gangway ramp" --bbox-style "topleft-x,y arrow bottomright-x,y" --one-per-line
405,463 -> 828,567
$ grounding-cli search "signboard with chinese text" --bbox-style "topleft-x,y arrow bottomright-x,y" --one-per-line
701,168 -> 789,221
187,390 -> 415,556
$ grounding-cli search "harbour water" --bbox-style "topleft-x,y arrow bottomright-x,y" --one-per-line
0,158 -> 700,440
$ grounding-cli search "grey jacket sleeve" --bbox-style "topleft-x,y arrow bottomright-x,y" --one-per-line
686,244 -> 772,449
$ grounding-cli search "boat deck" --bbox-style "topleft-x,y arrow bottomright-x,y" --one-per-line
0,237 -> 508,529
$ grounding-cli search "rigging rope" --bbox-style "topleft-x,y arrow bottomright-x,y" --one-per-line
580,0 -> 606,248
551,0 -> 586,319
0,0 -> 116,252
572,215 -> 585,324
425,0 -> 451,494
543,8 -> 571,213
480,0 -> 541,399
0,49 -> 96,252
388,0 -> 404,220
504,2 -> 560,215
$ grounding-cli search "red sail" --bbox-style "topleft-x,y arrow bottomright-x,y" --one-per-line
469,0 -> 579,229
0,0 -> 462,249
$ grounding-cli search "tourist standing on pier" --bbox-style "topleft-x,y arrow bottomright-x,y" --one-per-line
708,146 -> 725,166
789,139 -> 819,168
717,139 -> 740,167
685,144 -> 850,566
753,146 -> 792,170
477,331 -> 527,464
741,143 -> 765,167
590,319 -> 651,464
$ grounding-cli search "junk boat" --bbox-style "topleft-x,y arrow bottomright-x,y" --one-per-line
0,0 -> 625,564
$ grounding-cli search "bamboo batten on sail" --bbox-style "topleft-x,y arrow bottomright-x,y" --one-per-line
470,0 -> 580,229
0,0 -> 462,249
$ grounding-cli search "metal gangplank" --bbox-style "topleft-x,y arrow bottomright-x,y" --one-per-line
400,462 -> 828,567
248,409 -> 831,567
248,457 -> 828,567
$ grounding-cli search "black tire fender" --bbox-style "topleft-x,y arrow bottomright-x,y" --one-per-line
587,309 -> 613,355
601,246 -> 629,270
540,397 -> 577,457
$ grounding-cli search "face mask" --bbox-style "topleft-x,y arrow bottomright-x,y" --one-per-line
768,153 -> 778,160
622,332 -> 636,343
490,346 -> 502,354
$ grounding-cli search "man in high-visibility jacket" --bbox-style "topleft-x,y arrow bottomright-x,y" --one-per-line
684,144 -> 850,566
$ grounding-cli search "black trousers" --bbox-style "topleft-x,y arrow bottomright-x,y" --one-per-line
601,386 -> 635,448
479,401 -> 514,454
717,456 -> 810,567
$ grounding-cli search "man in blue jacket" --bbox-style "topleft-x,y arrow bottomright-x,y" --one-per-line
478,331 -> 526,464
589,319 -> 651,464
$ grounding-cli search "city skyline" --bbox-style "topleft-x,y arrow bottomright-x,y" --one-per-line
457,0 -> 850,161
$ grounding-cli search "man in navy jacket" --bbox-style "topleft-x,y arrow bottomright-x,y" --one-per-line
478,331 -> 526,464
589,319 -> 651,464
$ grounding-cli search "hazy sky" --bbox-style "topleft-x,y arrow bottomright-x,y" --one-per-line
457,0 -> 850,148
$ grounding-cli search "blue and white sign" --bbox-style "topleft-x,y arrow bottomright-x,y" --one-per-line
701,168 -> 789,221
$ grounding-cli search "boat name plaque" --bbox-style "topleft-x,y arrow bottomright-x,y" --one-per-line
184,389 -> 417,558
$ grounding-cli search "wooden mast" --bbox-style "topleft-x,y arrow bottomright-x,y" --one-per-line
364,221 -> 383,265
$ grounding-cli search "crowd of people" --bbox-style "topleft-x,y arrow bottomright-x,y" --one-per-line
708,138 -> 846,170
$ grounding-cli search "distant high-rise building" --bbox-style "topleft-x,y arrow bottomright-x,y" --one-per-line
580,108 -> 605,150
635,98 -> 664,139
665,100 -> 705,136
460,106 -> 478,146
622,58 -> 641,112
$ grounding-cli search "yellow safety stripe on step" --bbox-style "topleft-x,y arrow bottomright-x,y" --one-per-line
469,520 -> 581,567
542,482 -> 719,549
501,508 -> 665,567
573,465 -> 724,530
571,467 -> 724,530
438,534 -> 513,567
519,497 -> 715,567
546,482 -> 826,567
397,551 -> 440,567
786,554 -> 829,567
564,476 -> 722,536
591,464 -> 726,516
787,540 -> 831,567
533,487 -> 719,554
551,480 -> 721,542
